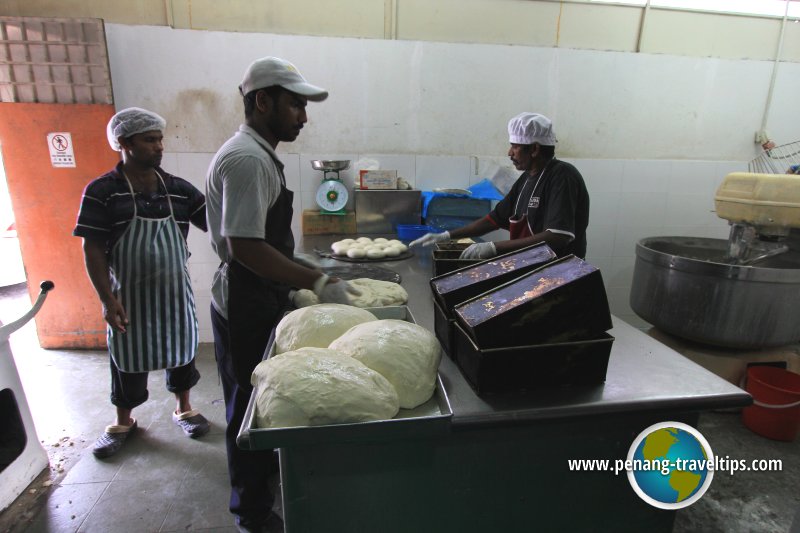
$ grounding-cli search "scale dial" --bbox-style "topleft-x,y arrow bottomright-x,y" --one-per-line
315,179 -> 349,212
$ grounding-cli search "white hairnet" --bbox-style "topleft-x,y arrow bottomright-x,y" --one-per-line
106,107 -> 166,151
508,112 -> 556,146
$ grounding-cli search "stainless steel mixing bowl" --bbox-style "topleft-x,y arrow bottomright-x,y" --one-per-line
630,236 -> 800,349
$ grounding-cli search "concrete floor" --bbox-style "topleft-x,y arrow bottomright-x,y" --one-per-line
0,281 -> 799,533
0,283 -> 248,533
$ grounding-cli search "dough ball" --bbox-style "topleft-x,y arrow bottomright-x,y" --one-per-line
388,239 -> 403,246
349,279 -> 408,307
347,247 -> 367,259
394,243 -> 408,252
252,347 -> 399,428
356,237 -> 373,244
292,290 -> 318,308
384,246 -> 401,257
366,248 -> 386,260
373,238 -> 389,244
329,319 -> 442,409
331,242 -> 350,255
275,304 -> 377,354
340,239 -> 356,245
292,279 -> 408,309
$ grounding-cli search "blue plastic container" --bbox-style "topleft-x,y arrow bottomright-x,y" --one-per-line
396,224 -> 435,243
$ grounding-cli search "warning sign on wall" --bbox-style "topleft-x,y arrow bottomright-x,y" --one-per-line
47,132 -> 76,168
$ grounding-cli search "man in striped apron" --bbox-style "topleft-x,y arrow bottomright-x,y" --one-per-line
74,108 -> 210,458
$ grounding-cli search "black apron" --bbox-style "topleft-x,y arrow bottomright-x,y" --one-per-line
227,170 -> 295,389
508,159 -> 553,240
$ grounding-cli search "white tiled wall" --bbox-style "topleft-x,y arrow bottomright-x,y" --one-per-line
166,150 -> 745,341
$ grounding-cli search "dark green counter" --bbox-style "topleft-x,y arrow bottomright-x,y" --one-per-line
260,236 -> 752,533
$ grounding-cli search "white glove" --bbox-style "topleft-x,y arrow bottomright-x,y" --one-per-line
294,253 -> 320,269
313,274 -> 362,305
409,231 -> 450,248
460,242 -> 497,260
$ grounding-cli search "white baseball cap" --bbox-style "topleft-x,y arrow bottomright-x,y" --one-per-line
508,112 -> 557,146
239,57 -> 328,102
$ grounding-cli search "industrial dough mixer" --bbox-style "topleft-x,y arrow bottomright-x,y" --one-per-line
631,143 -> 800,349
720,140 -> 800,265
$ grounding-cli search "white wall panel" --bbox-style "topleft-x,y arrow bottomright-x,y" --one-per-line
765,62 -> 800,145
6,1 -> 798,63
102,24 -> 795,336
169,0 -> 386,37
397,0 -> 560,46
106,25 -> 785,161
559,3 -> 641,52
642,10 -> 782,60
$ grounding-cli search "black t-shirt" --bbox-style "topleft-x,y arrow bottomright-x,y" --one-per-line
488,158 -> 589,258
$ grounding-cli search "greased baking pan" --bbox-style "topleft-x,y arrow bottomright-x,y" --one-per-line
453,255 -> 612,349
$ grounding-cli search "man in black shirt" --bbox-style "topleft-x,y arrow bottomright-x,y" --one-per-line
411,113 -> 589,260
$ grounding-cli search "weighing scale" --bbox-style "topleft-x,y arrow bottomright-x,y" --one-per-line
312,159 -> 350,215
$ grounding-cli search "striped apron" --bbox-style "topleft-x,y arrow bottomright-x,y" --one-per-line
107,171 -> 198,372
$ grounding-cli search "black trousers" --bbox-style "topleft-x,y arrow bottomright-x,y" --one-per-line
109,357 -> 200,410
210,304 -> 279,522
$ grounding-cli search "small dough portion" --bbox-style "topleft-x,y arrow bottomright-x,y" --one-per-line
293,278 -> 408,308
366,248 -> 386,260
331,241 -> 350,255
291,289 -> 318,308
330,236 -> 409,260
329,319 -> 442,409
347,247 -> 367,259
275,304 -> 377,354
252,347 -> 400,428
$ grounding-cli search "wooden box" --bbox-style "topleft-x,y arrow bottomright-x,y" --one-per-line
301,209 -> 357,235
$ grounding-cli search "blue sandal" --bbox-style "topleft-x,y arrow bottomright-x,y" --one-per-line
93,419 -> 137,458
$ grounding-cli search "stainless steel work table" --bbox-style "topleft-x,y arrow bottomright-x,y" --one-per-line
272,236 -> 752,533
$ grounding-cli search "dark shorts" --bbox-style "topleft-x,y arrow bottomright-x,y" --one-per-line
109,357 -> 200,410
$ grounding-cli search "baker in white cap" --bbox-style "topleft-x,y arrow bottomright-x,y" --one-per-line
205,57 -> 359,531
411,112 -> 589,260
74,107 -> 211,459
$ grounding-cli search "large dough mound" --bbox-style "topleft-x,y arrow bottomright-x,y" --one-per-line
252,347 -> 400,428
329,319 -> 442,409
275,304 -> 377,354
292,278 -> 408,309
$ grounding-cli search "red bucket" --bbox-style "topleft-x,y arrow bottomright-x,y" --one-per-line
742,366 -> 800,442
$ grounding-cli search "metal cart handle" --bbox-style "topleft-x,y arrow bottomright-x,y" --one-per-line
0,280 -> 55,343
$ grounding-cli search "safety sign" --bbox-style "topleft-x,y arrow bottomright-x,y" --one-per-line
47,132 -> 76,168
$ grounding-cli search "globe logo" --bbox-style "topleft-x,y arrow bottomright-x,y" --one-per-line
626,421 -> 715,509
